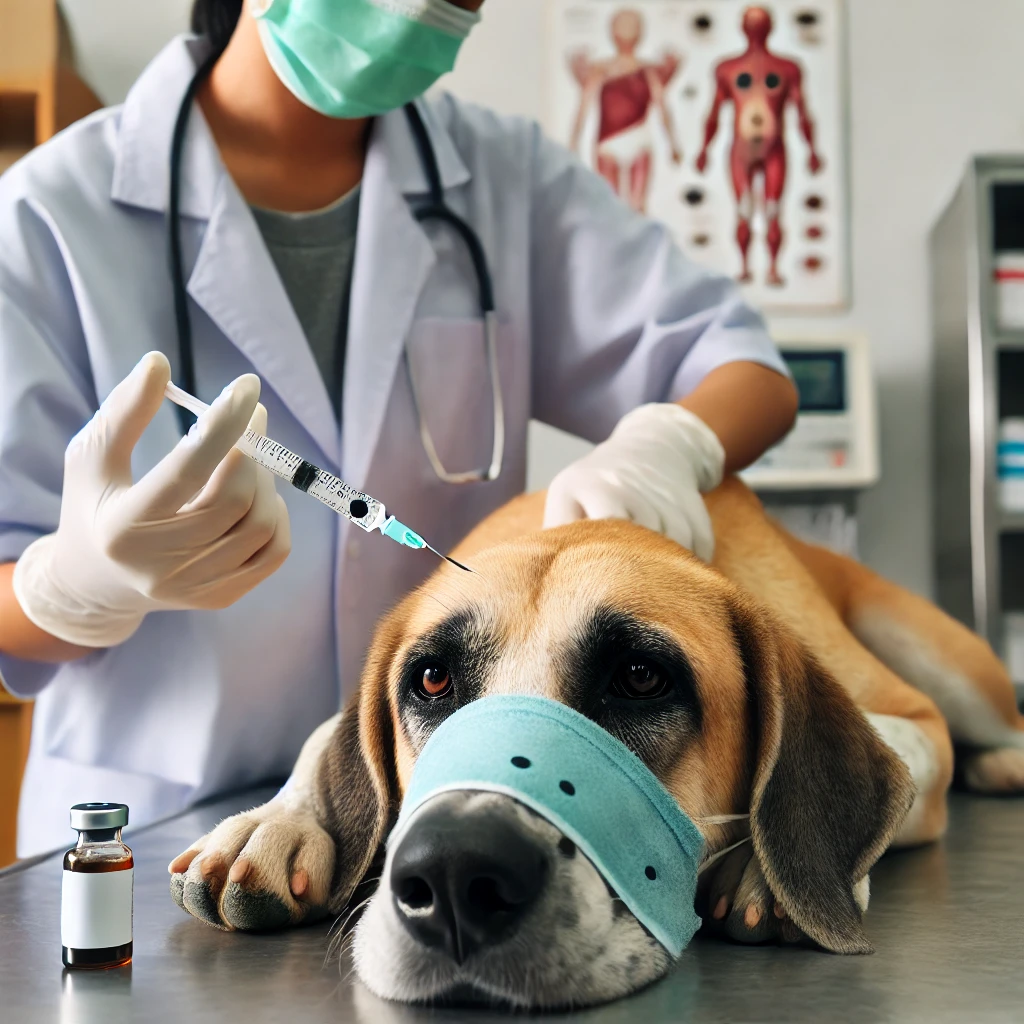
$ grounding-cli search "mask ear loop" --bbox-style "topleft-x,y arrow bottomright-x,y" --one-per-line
693,813 -> 751,875
695,813 -> 749,826
697,835 -> 752,875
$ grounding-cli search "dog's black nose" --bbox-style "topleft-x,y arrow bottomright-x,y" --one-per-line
390,799 -> 548,964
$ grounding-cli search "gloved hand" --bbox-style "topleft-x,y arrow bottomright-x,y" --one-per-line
13,352 -> 291,648
543,403 -> 725,561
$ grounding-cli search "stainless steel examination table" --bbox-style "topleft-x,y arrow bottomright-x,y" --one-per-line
2,786 -> 1021,1024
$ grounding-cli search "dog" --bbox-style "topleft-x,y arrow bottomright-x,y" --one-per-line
169,478 -> 1024,1009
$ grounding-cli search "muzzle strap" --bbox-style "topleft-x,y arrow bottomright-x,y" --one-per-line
390,695 -> 705,956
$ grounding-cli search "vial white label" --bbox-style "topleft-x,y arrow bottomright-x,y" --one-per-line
61,869 -> 133,949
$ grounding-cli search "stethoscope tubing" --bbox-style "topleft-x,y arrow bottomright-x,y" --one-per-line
167,53 -> 505,483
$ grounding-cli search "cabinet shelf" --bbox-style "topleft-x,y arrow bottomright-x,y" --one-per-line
1000,511 -> 1024,532
993,331 -> 1024,350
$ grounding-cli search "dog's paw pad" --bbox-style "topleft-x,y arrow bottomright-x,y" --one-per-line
169,873 -> 186,910
182,878 -> 228,929
220,882 -> 292,932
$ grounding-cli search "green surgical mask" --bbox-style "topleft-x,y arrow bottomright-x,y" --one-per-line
252,0 -> 480,119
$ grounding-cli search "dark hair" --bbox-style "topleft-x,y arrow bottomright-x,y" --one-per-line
191,0 -> 244,53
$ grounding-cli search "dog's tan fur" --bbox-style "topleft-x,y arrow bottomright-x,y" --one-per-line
170,478 -> 1024,1007
446,479 -> 975,837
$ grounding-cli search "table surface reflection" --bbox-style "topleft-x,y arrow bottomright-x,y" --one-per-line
2,787 -> 1021,1023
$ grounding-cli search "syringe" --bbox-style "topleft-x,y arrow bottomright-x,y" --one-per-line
164,382 -> 471,572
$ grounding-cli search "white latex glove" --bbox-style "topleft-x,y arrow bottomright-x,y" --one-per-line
13,352 -> 291,648
543,403 -> 725,561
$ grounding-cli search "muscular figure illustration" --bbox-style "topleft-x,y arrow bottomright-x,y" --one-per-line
695,6 -> 822,286
568,9 -> 682,213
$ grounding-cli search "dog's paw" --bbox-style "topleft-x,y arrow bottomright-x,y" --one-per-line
961,746 -> 1024,793
699,843 -> 808,946
168,802 -> 335,931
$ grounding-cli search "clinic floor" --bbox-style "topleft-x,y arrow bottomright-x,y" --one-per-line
2,786 -> 1021,1024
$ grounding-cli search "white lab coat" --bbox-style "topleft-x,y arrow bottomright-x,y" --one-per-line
0,37 -> 786,856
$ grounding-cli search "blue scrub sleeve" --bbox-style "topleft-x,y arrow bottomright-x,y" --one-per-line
527,128 -> 789,446
0,206 -> 98,698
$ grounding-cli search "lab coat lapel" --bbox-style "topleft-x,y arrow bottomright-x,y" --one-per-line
342,120 -> 436,489
110,36 -> 337,464
187,181 -> 340,467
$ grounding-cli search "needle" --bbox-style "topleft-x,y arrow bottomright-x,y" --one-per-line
424,542 -> 473,574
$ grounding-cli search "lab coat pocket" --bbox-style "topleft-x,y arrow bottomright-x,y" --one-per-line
404,317 -> 508,480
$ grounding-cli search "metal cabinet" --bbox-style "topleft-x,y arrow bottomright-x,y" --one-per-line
931,156 -> 1024,686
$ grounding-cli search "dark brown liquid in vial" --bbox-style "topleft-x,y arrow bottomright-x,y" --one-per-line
62,846 -> 134,970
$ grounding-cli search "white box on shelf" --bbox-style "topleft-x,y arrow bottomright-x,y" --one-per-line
997,418 -> 1024,511
994,253 -> 1024,331
1003,613 -> 1024,684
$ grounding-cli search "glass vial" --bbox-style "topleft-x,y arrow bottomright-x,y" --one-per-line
61,803 -> 133,969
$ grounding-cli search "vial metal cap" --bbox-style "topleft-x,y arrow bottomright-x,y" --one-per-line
69,803 -> 129,830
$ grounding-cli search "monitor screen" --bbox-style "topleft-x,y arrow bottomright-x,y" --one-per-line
782,351 -> 846,413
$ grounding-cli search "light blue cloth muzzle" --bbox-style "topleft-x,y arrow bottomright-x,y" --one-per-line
389,695 -> 705,956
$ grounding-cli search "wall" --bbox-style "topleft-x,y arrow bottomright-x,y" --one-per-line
62,0 -> 1024,597
444,0 -> 1024,599
62,0 -> 192,104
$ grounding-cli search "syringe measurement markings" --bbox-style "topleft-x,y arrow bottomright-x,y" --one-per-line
240,428 -> 381,525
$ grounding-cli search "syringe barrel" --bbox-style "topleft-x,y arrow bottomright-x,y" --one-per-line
236,431 -> 385,533
164,381 -> 386,533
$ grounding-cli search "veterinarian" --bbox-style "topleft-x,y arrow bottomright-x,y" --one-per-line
0,0 -> 796,856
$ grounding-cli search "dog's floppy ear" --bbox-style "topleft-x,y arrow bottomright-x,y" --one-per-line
314,606 -> 406,912
730,597 -> 915,954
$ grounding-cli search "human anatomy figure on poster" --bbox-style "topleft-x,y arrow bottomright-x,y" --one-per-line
695,6 -> 823,286
568,9 -> 682,213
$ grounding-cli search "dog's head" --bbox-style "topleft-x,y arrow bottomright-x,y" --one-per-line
315,519 -> 912,1009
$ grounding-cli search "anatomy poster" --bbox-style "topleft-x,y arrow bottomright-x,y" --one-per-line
548,1 -> 847,311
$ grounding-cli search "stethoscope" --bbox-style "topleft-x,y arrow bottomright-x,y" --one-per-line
168,53 -> 505,484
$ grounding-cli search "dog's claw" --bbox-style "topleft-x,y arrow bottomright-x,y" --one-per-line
200,854 -> 227,881
182,877 -> 227,929
228,857 -> 251,885
168,849 -> 198,875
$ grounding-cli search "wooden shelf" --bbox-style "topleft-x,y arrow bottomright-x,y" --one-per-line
0,0 -> 102,869
0,145 -> 31,176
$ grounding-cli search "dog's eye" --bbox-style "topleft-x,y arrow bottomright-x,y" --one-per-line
417,664 -> 452,699
611,659 -> 670,700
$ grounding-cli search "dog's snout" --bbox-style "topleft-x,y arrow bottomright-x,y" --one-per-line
390,800 -> 548,964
